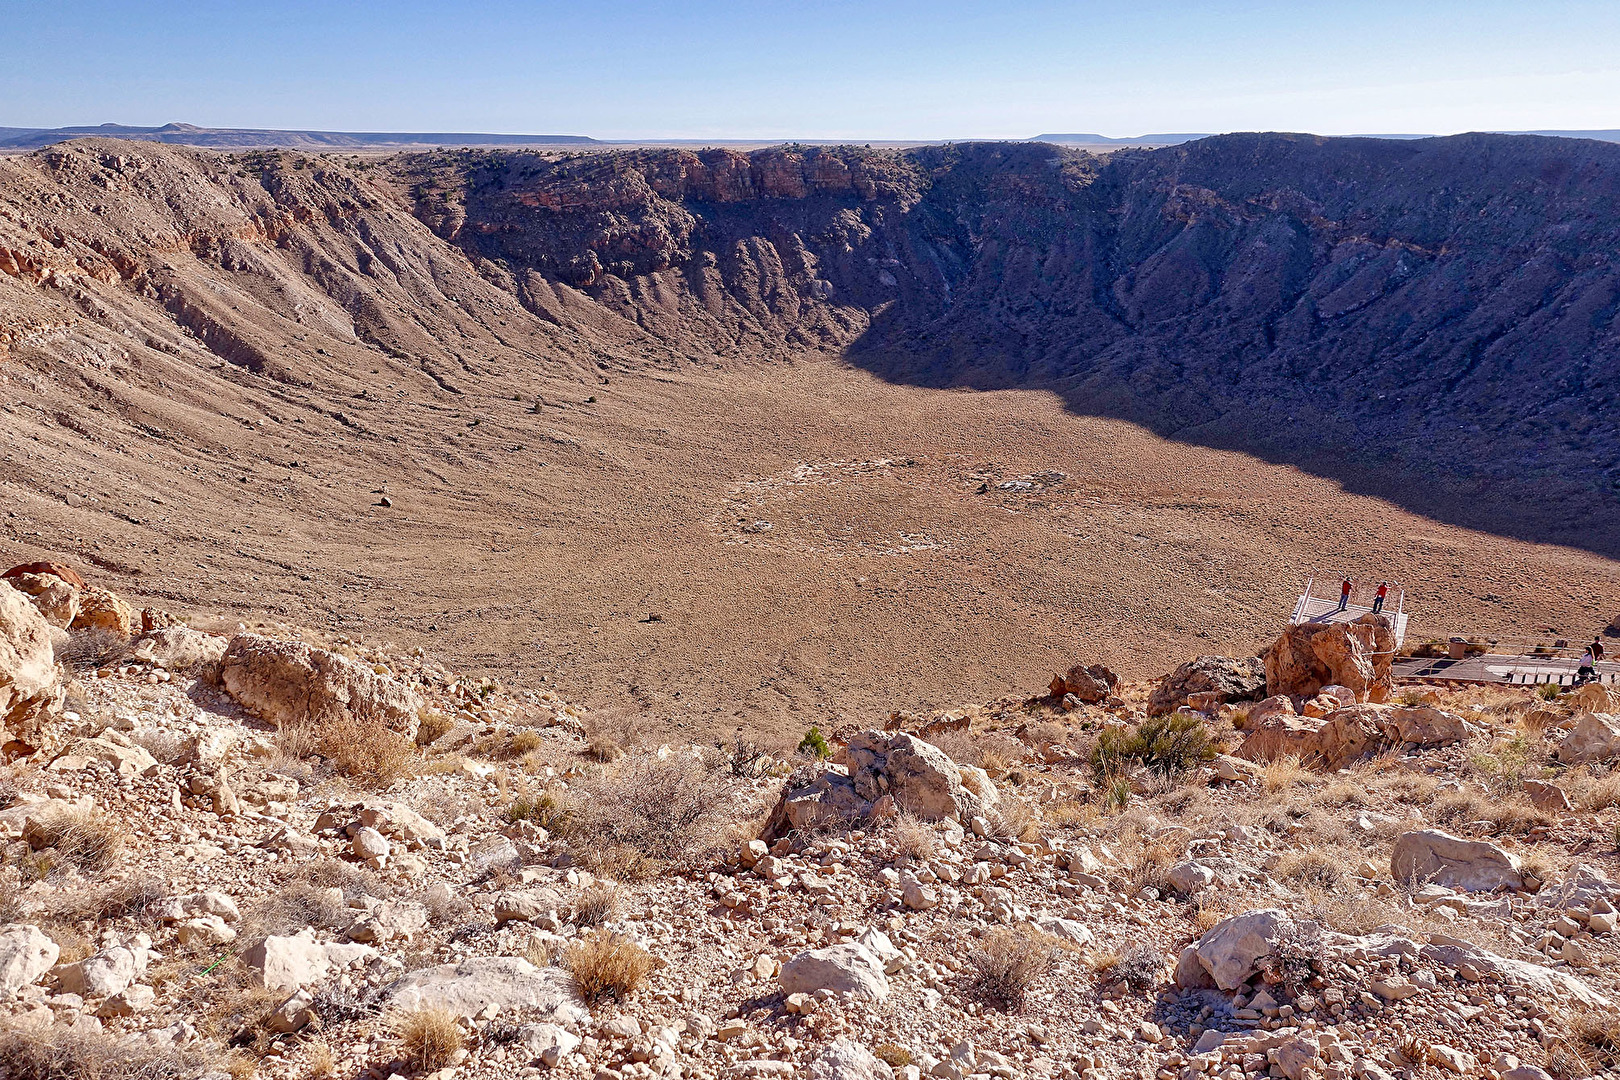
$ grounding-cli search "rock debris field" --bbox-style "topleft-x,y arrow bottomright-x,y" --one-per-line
2,564 -> 1620,1080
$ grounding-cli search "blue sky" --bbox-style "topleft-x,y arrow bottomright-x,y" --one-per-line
3,1 -> 1618,139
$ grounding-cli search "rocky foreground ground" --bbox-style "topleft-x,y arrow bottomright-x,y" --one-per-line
2,564 -> 1619,1080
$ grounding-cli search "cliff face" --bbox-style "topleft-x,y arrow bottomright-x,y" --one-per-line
3,134 -> 1618,552
402,135 -> 1620,545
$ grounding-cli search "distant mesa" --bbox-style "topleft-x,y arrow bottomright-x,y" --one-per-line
0,123 -> 600,150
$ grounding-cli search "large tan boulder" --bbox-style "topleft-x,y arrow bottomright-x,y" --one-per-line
1557,712 -> 1620,765
1264,615 -> 1395,703
1148,655 -> 1266,716
1238,702 -> 1469,769
131,626 -> 229,671
1191,909 -> 1305,990
4,573 -> 80,629
1048,662 -> 1118,704
70,584 -> 135,637
1391,829 -> 1524,892
0,581 -> 65,754
219,634 -> 422,738
779,942 -> 890,1001
1569,683 -> 1620,713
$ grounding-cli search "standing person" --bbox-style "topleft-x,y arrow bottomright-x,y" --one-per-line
1338,577 -> 1352,612
1594,637 -> 1606,664
1578,645 -> 1597,685
1373,582 -> 1389,614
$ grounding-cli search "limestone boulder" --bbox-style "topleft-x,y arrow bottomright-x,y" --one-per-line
774,769 -> 874,833
779,942 -> 889,1001
58,944 -> 148,998
47,735 -> 158,778
0,582 -> 65,754
0,925 -> 60,993
382,957 -> 589,1022
1557,712 -> 1620,764
1048,662 -> 1118,704
71,585 -> 135,637
1264,615 -> 1395,703
220,634 -> 422,738
1148,655 -> 1266,716
842,731 -> 994,823
1192,908 -> 1305,990
242,931 -> 377,992
1238,702 -> 1467,769
6,573 -> 80,629
1391,830 -> 1524,892
131,626 -> 229,672
808,1038 -> 895,1080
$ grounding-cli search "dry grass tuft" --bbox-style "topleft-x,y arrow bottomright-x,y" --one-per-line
890,812 -> 939,861
564,931 -> 654,1003
396,1006 -> 465,1071
963,927 -> 1058,1012
986,795 -> 1040,842
55,627 -> 131,672
280,713 -> 414,787
1430,790 -> 1550,836
874,1043 -> 913,1068
0,1022 -> 205,1079
1260,756 -> 1312,792
571,881 -> 620,927
415,708 -> 454,746
1275,848 -> 1348,891
23,805 -> 127,873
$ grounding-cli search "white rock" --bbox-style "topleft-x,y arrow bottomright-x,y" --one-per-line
1390,829 -> 1524,892
0,925 -> 60,993
780,943 -> 890,1002
382,957 -> 589,1023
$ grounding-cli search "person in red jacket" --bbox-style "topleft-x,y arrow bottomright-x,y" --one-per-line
1338,578 -> 1352,612
1373,582 -> 1389,614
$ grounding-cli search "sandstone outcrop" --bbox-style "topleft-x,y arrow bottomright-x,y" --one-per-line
219,634 -> 423,737
0,581 -> 65,754
1048,662 -> 1118,704
3,572 -> 80,629
1237,702 -> 1470,769
779,942 -> 890,1002
1189,909 -> 1305,991
1263,615 -> 1396,703
765,731 -> 997,836
71,583 -> 136,637
1147,655 -> 1266,716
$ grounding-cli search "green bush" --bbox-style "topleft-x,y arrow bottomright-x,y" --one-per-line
797,726 -> 832,759
1090,713 -> 1214,782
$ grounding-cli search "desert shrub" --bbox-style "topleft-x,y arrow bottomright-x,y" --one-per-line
1260,755 -> 1312,792
242,881 -> 347,942
890,812 -> 939,861
986,795 -> 1039,842
1090,713 -> 1213,782
0,1022 -> 205,1079
587,734 -> 625,762
1122,839 -> 1178,895
1101,776 -> 1132,812
415,709 -> 453,746
299,854 -> 388,897
562,752 -> 731,867
963,928 -> 1058,1011
933,730 -> 1024,773
305,1041 -> 338,1079
396,1006 -> 464,1070
1536,682 -> 1563,702
797,726 -> 831,759
1430,790 -> 1550,835
129,727 -> 188,764
55,627 -> 130,672
1275,848 -> 1347,890
502,729 -> 543,758
281,714 -> 413,787
1110,943 -> 1165,992
571,881 -> 619,928
175,957 -> 282,1050
874,1044 -> 913,1068
1570,769 -> 1620,812
24,805 -> 126,873
564,931 -> 654,1003
507,790 -> 570,830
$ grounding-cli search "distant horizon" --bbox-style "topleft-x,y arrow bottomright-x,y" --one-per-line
4,120 -> 1620,151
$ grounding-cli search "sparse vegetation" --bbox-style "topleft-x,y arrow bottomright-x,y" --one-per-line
564,931 -> 654,1003
23,804 -> 126,873
797,725 -> 832,759
1090,713 -> 1214,782
395,1006 -> 465,1071
562,752 -> 732,868
963,927 -> 1058,1012
890,811 -> 940,860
